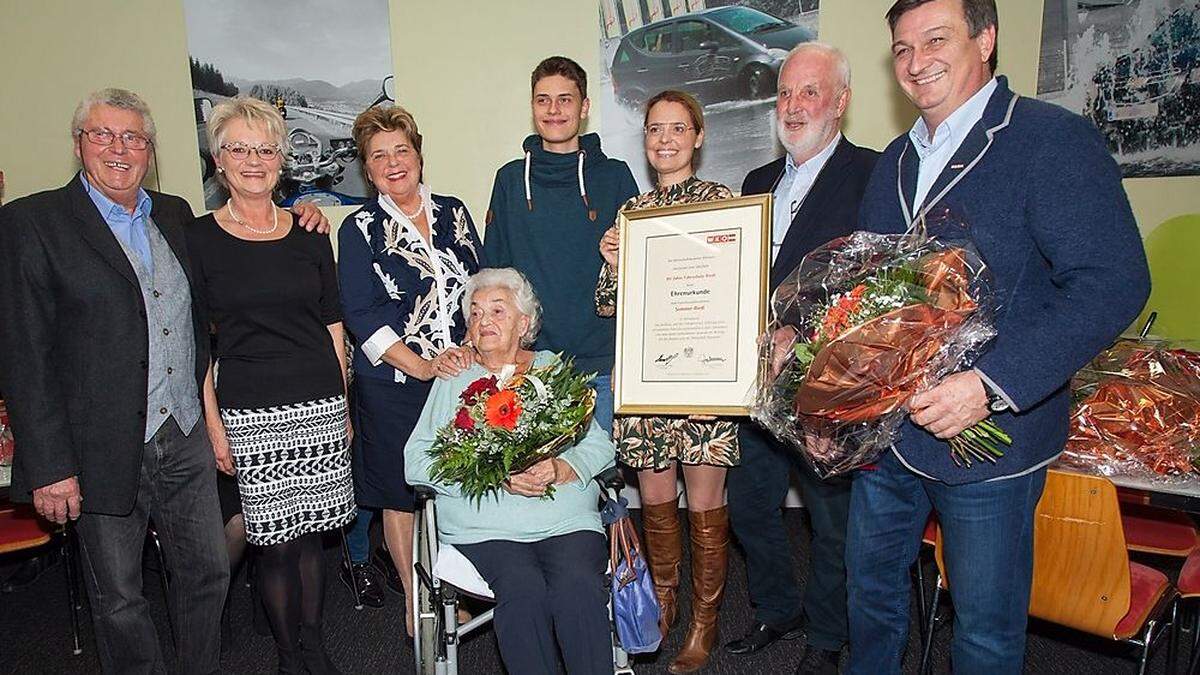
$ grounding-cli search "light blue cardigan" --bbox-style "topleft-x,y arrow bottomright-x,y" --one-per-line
404,351 -> 616,545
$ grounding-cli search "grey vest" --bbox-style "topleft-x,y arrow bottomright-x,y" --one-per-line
117,216 -> 201,442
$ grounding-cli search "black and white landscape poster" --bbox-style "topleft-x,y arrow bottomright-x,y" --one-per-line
1037,0 -> 1200,177
599,0 -> 820,192
183,0 -> 395,208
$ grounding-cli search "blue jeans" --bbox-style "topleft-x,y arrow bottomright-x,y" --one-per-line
345,506 -> 375,564
845,452 -> 1047,675
591,373 -> 614,435
727,422 -> 850,648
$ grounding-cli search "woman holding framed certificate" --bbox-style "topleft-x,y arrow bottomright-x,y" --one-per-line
596,90 -> 737,674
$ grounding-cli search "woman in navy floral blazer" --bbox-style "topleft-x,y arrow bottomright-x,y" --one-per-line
337,105 -> 482,634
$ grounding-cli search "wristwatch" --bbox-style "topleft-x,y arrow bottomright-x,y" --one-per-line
984,383 -> 1009,413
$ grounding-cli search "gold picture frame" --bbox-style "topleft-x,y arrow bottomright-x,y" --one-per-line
613,193 -> 771,416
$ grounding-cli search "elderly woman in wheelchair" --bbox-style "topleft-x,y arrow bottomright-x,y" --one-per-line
405,267 -> 618,675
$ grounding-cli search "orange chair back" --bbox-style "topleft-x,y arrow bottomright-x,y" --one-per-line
933,469 -> 1131,638
1027,470 -> 1131,636
0,506 -> 54,555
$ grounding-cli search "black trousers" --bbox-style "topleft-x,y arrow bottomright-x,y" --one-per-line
74,418 -> 230,674
458,530 -> 610,675
726,422 -> 852,650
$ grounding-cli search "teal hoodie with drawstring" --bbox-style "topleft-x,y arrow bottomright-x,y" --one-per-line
483,132 -> 639,374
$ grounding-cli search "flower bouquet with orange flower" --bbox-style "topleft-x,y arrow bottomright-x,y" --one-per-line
427,354 -> 597,501
753,218 -> 1008,477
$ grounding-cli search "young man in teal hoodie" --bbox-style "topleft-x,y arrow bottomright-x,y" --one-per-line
483,56 -> 639,432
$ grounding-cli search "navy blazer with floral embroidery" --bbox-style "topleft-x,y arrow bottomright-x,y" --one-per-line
337,192 -> 483,385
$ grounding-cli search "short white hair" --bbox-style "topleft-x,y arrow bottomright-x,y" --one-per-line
71,88 -> 157,145
780,41 -> 851,91
461,268 -> 543,348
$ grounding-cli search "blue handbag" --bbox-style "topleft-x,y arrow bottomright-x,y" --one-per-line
605,495 -> 662,654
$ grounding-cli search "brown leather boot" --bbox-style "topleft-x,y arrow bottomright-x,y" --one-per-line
640,499 -> 682,637
668,506 -> 729,674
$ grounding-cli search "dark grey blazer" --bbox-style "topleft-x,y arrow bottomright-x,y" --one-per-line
0,176 -> 209,515
740,136 -> 881,292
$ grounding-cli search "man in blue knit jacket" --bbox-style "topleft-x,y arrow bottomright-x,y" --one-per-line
845,1 -> 1150,673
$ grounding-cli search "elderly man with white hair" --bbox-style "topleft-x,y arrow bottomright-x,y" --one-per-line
723,42 -> 880,674
0,88 -> 328,674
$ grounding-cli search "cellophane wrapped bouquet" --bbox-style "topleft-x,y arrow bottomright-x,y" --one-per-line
1060,338 -> 1200,483
752,217 -> 1006,478
427,354 -> 596,502
0,401 -> 13,487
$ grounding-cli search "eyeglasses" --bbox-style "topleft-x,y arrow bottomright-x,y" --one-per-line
644,122 -> 695,138
220,142 -> 282,161
77,128 -> 152,150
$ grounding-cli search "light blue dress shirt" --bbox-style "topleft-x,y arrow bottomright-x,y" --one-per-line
908,77 -> 998,211
81,172 -> 154,274
771,133 -> 841,262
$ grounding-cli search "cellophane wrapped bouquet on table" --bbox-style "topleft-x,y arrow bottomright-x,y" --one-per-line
427,354 -> 597,502
1059,338 -> 1200,483
752,215 -> 1008,478
0,401 -> 13,487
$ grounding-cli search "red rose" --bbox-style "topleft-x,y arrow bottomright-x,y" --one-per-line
460,376 -> 499,404
454,407 -> 476,432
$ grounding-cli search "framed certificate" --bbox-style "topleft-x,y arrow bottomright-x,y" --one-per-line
613,194 -> 771,416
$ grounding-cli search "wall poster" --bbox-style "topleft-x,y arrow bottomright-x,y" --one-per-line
1038,0 -> 1200,177
598,0 -> 821,192
183,0 -> 395,209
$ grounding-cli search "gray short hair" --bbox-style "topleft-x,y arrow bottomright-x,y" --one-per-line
780,41 -> 851,91
71,88 -> 157,145
461,268 -> 543,348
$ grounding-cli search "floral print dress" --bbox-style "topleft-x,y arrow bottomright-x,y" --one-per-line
596,176 -> 740,469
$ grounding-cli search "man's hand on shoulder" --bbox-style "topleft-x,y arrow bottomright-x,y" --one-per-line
291,202 -> 330,234
909,371 -> 989,439
32,476 -> 82,524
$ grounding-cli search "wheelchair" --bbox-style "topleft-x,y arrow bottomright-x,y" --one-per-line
411,466 -> 637,675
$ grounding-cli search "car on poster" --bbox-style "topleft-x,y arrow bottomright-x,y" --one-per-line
610,6 -> 814,107
599,0 -> 821,193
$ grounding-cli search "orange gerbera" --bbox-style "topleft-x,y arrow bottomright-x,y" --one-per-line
484,390 -> 522,430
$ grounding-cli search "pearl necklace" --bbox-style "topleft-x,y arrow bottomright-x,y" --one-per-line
397,192 -> 424,220
227,199 -> 278,235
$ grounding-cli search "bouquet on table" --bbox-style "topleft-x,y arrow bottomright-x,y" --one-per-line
1060,338 -> 1200,482
752,215 -> 1008,477
427,354 -> 597,502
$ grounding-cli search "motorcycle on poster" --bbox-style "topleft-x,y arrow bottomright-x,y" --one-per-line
194,76 -> 396,208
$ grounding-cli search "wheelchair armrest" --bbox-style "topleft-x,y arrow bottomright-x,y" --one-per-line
594,466 -> 625,492
414,485 -> 438,505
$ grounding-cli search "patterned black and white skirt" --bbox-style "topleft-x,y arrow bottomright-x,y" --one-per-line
220,396 -> 356,546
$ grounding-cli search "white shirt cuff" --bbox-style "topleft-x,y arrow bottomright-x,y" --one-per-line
361,326 -> 402,367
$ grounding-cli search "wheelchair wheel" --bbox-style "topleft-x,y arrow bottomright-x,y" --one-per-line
412,501 -> 440,675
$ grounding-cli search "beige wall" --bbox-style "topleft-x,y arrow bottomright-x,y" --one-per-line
390,1 -> 600,226
0,1 -> 201,208
1,0 -> 1196,238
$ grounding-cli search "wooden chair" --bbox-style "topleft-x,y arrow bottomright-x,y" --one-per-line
920,470 -> 1177,675
0,506 -> 83,655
